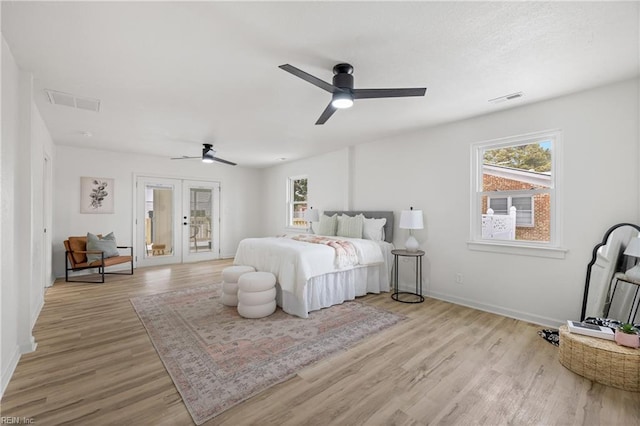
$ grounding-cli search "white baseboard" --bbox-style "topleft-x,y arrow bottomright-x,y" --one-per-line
427,290 -> 564,329
1,346 -> 21,400
32,295 -> 44,329
19,336 -> 37,354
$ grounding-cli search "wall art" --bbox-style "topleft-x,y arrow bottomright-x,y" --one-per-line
80,177 -> 114,214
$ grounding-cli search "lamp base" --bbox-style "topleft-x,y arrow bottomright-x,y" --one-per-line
626,264 -> 640,281
405,235 -> 420,252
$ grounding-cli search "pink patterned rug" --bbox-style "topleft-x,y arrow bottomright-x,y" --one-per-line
130,284 -> 405,425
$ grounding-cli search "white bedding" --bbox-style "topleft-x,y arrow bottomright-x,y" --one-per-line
233,234 -> 394,317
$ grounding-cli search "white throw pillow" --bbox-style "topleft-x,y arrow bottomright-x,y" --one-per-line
336,214 -> 364,238
363,217 -> 387,241
317,214 -> 338,236
310,221 -> 320,234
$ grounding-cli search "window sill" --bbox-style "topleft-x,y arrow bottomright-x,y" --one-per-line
467,240 -> 567,259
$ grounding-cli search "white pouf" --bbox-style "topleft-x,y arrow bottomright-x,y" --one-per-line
221,265 -> 255,307
237,271 -> 277,318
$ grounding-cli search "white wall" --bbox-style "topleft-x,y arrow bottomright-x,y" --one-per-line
262,78 -> 640,327
1,35 -> 54,398
260,148 -> 350,237
1,35 -> 20,400
53,146 -> 263,277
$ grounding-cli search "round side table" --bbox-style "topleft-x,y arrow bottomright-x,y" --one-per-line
391,249 -> 425,303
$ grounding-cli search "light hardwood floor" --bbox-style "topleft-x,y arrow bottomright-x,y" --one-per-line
2,259 -> 639,425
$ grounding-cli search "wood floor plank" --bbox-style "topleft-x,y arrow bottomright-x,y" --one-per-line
1,259 -> 639,425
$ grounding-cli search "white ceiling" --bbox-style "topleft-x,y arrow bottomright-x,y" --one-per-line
2,1 -> 639,168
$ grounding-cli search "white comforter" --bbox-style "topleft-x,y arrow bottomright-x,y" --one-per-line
233,235 -> 384,297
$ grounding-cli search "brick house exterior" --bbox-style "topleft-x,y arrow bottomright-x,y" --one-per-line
482,165 -> 551,242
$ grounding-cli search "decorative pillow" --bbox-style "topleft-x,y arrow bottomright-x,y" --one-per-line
363,217 -> 387,241
310,221 -> 320,234
317,214 -> 338,236
337,214 -> 364,239
86,232 -> 119,263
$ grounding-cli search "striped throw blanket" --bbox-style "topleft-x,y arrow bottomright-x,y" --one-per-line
290,235 -> 358,268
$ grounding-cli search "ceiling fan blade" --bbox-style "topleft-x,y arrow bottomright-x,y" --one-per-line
315,102 -> 337,125
170,156 -> 200,160
279,64 -> 340,94
212,156 -> 237,166
353,87 -> 427,99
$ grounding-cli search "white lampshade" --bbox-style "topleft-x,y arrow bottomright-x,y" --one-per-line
304,207 -> 319,223
399,207 -> 424,252
624,236 -> 640,280
399,208 -> 424,230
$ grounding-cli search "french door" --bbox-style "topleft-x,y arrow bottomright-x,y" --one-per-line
135,176 -> 220,267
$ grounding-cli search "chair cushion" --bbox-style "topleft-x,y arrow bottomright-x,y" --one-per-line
87,255 -> 133,268
68,236 -> 88,264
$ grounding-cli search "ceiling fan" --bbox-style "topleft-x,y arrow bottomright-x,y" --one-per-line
279,63 -> 427,125
170,144 -> 237,166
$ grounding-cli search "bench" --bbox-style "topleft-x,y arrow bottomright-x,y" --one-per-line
64,235 -> 133,283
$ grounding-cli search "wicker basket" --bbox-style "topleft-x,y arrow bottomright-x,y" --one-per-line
559,325 -> 640,392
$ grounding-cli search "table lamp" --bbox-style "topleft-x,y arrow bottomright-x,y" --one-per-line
399,207 -> 424,252
623,236 -> 640,280
304,207 -> 319,233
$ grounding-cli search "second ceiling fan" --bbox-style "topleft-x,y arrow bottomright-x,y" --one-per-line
171,144 -> 237,166
279,63 -> 427,125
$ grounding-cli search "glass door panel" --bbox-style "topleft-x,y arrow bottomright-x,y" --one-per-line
189,188 -> 212,253
182,180 -> 220,263
136,177 -> 182,268
145,185 -> 174,257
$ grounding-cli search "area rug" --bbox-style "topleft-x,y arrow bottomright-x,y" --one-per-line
130,284 -> 406,425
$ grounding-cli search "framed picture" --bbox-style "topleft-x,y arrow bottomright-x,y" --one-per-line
80,177 -> 114,214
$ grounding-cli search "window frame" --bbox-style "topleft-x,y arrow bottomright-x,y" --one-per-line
468,129 -> 566,259
286,175 -> 308,229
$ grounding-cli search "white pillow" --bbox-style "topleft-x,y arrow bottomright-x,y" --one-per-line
317,214 -> 338,236
310,221 -> 320,234
336,214 -> 364,238
363,217 -> 387,241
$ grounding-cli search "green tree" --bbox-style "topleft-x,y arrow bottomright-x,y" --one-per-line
484,143 -> 551,172
293,178 -> 307,202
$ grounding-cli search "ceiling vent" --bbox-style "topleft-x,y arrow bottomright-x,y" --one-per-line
488,92 -> 524,104
45,89 -> 100,112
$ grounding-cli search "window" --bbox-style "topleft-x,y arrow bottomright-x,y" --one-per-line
470,130 -> 565,258
287,175 -> 308,228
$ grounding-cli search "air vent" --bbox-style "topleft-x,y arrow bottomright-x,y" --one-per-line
488,92 -> 524,104
45,89 -> 100,112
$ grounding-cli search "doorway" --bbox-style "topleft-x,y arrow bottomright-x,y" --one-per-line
135,176 -> 220,267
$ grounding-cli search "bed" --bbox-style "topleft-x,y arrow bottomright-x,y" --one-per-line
233,211 -> 394,318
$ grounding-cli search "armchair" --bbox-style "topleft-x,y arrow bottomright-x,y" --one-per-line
64,235 -> 133,283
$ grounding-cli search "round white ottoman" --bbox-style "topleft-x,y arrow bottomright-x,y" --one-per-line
237,271 -> 277,318
221,265 -> 255,307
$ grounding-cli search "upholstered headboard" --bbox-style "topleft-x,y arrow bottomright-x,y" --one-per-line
322,210 -> 394,243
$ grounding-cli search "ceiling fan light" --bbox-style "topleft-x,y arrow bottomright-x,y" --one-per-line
331,92 -> 353,109
202,149 -> 215,163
